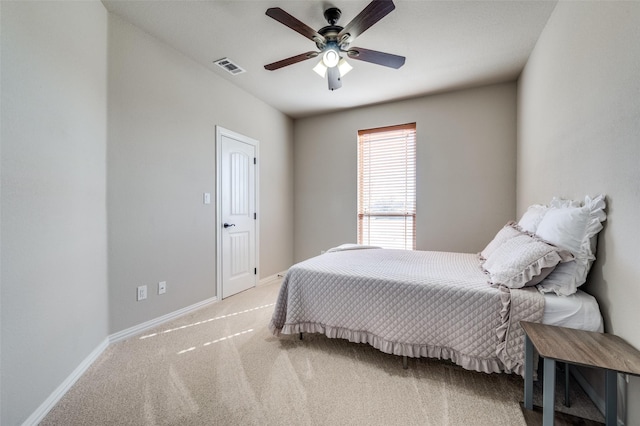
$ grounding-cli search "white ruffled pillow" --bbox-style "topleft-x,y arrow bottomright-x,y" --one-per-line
517,204 -> 548,233
482,231 -> 573,289
550,197 -> 583,209
536,195 -> 606,296
536,206 -> 590,255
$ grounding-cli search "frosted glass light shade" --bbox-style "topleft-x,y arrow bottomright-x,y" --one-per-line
313,61 -> 327,77
338,58 -> 353,76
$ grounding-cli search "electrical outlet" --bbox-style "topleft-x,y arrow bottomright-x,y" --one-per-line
137,285 -> 147,301
158,281 -> 167,295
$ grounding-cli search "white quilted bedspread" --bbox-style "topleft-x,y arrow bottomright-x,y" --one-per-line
269,249 -> 544,376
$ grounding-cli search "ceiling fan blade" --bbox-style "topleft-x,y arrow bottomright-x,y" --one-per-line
347,47 -> 405,69
338,0 -> 396,43
327,66 -> 342,91
264,51 -> 319,71
266,7 -> 325,43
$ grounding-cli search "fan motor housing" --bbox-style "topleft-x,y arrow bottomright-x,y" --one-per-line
317,25 -> 344,50
324,7 -> 341,25
318,25 -> 343,39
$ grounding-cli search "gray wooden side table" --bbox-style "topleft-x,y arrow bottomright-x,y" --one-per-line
521,321 -> 640,426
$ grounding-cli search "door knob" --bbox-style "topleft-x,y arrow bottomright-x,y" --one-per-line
223,223 -> 235,228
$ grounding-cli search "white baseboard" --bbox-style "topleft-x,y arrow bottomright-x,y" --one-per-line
23,296 -> 219,425
258,270 -> 287,286
109,296 -> 218,343
22,338 -> 109,426
571,365 -> 625,426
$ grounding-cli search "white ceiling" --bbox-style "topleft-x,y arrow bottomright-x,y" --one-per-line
102,0 -> 557,119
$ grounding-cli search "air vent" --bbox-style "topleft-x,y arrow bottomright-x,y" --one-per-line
214,57 -> 246,75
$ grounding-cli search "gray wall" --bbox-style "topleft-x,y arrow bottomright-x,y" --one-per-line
1,3 -> 294,424
293,83 -> 517,262
518,2 -> 640,423
1,2 -> 109,425
107,15 -> 294,333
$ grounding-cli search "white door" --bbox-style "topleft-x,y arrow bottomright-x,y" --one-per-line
216,127 -> 258,299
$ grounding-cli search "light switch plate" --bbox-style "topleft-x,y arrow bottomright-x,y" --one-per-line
137,285 -> 147,301
203,193 -> 211,204
158,281 -> 167,295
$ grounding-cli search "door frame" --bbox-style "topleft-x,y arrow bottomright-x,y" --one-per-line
215,125 -> 260,299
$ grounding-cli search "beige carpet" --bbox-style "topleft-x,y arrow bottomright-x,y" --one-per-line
42,280 -> 603,425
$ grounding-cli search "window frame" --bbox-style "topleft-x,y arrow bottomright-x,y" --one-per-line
357,123 -> 417,250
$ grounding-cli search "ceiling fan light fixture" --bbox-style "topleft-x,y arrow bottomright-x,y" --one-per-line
322,48 -> 340,68
313,60 -> 328,78
264,1 -> 406,91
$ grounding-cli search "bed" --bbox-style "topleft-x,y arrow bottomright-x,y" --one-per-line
269,195 -> 606,377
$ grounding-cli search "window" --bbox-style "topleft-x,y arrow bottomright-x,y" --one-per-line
358,123 -> 416,250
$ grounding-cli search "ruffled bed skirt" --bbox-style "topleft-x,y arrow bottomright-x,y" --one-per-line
270,321 -> 509,375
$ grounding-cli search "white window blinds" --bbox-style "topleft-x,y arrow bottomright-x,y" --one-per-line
358,123 -> 416,250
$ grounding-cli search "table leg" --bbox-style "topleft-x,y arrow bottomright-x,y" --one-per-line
564,362 -> 571,407
543,357 -> 556,426
524,334 -> 534,410
605,370 -> 617,426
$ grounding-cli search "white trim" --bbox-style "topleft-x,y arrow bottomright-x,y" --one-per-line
258,270 -> 288,286
571,366 -> 625,426
109,296 -> 218,343
22,338 -> 109,426
23,296 -> 219,425
216,127 -> 222,300
215,126 -> 259,300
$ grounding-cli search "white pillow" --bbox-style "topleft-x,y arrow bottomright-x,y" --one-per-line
518,204 -> 548,233
550,197 -> 582,208
482,232 -> 573,289
537,261 -> 588,296
537,195 -> 606,296
536,206 -> 589,255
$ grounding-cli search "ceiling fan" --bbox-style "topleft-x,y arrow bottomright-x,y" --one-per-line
264,0 -> 406,91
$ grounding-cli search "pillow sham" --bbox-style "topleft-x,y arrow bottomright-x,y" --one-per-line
482,231 -> 573,289
537,194 -> 607,296
479,221 -> 521,260
550,197 -> 582,209
518,204 -> 548,233
536,261 -> 587,296
536,206 -> 589,255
